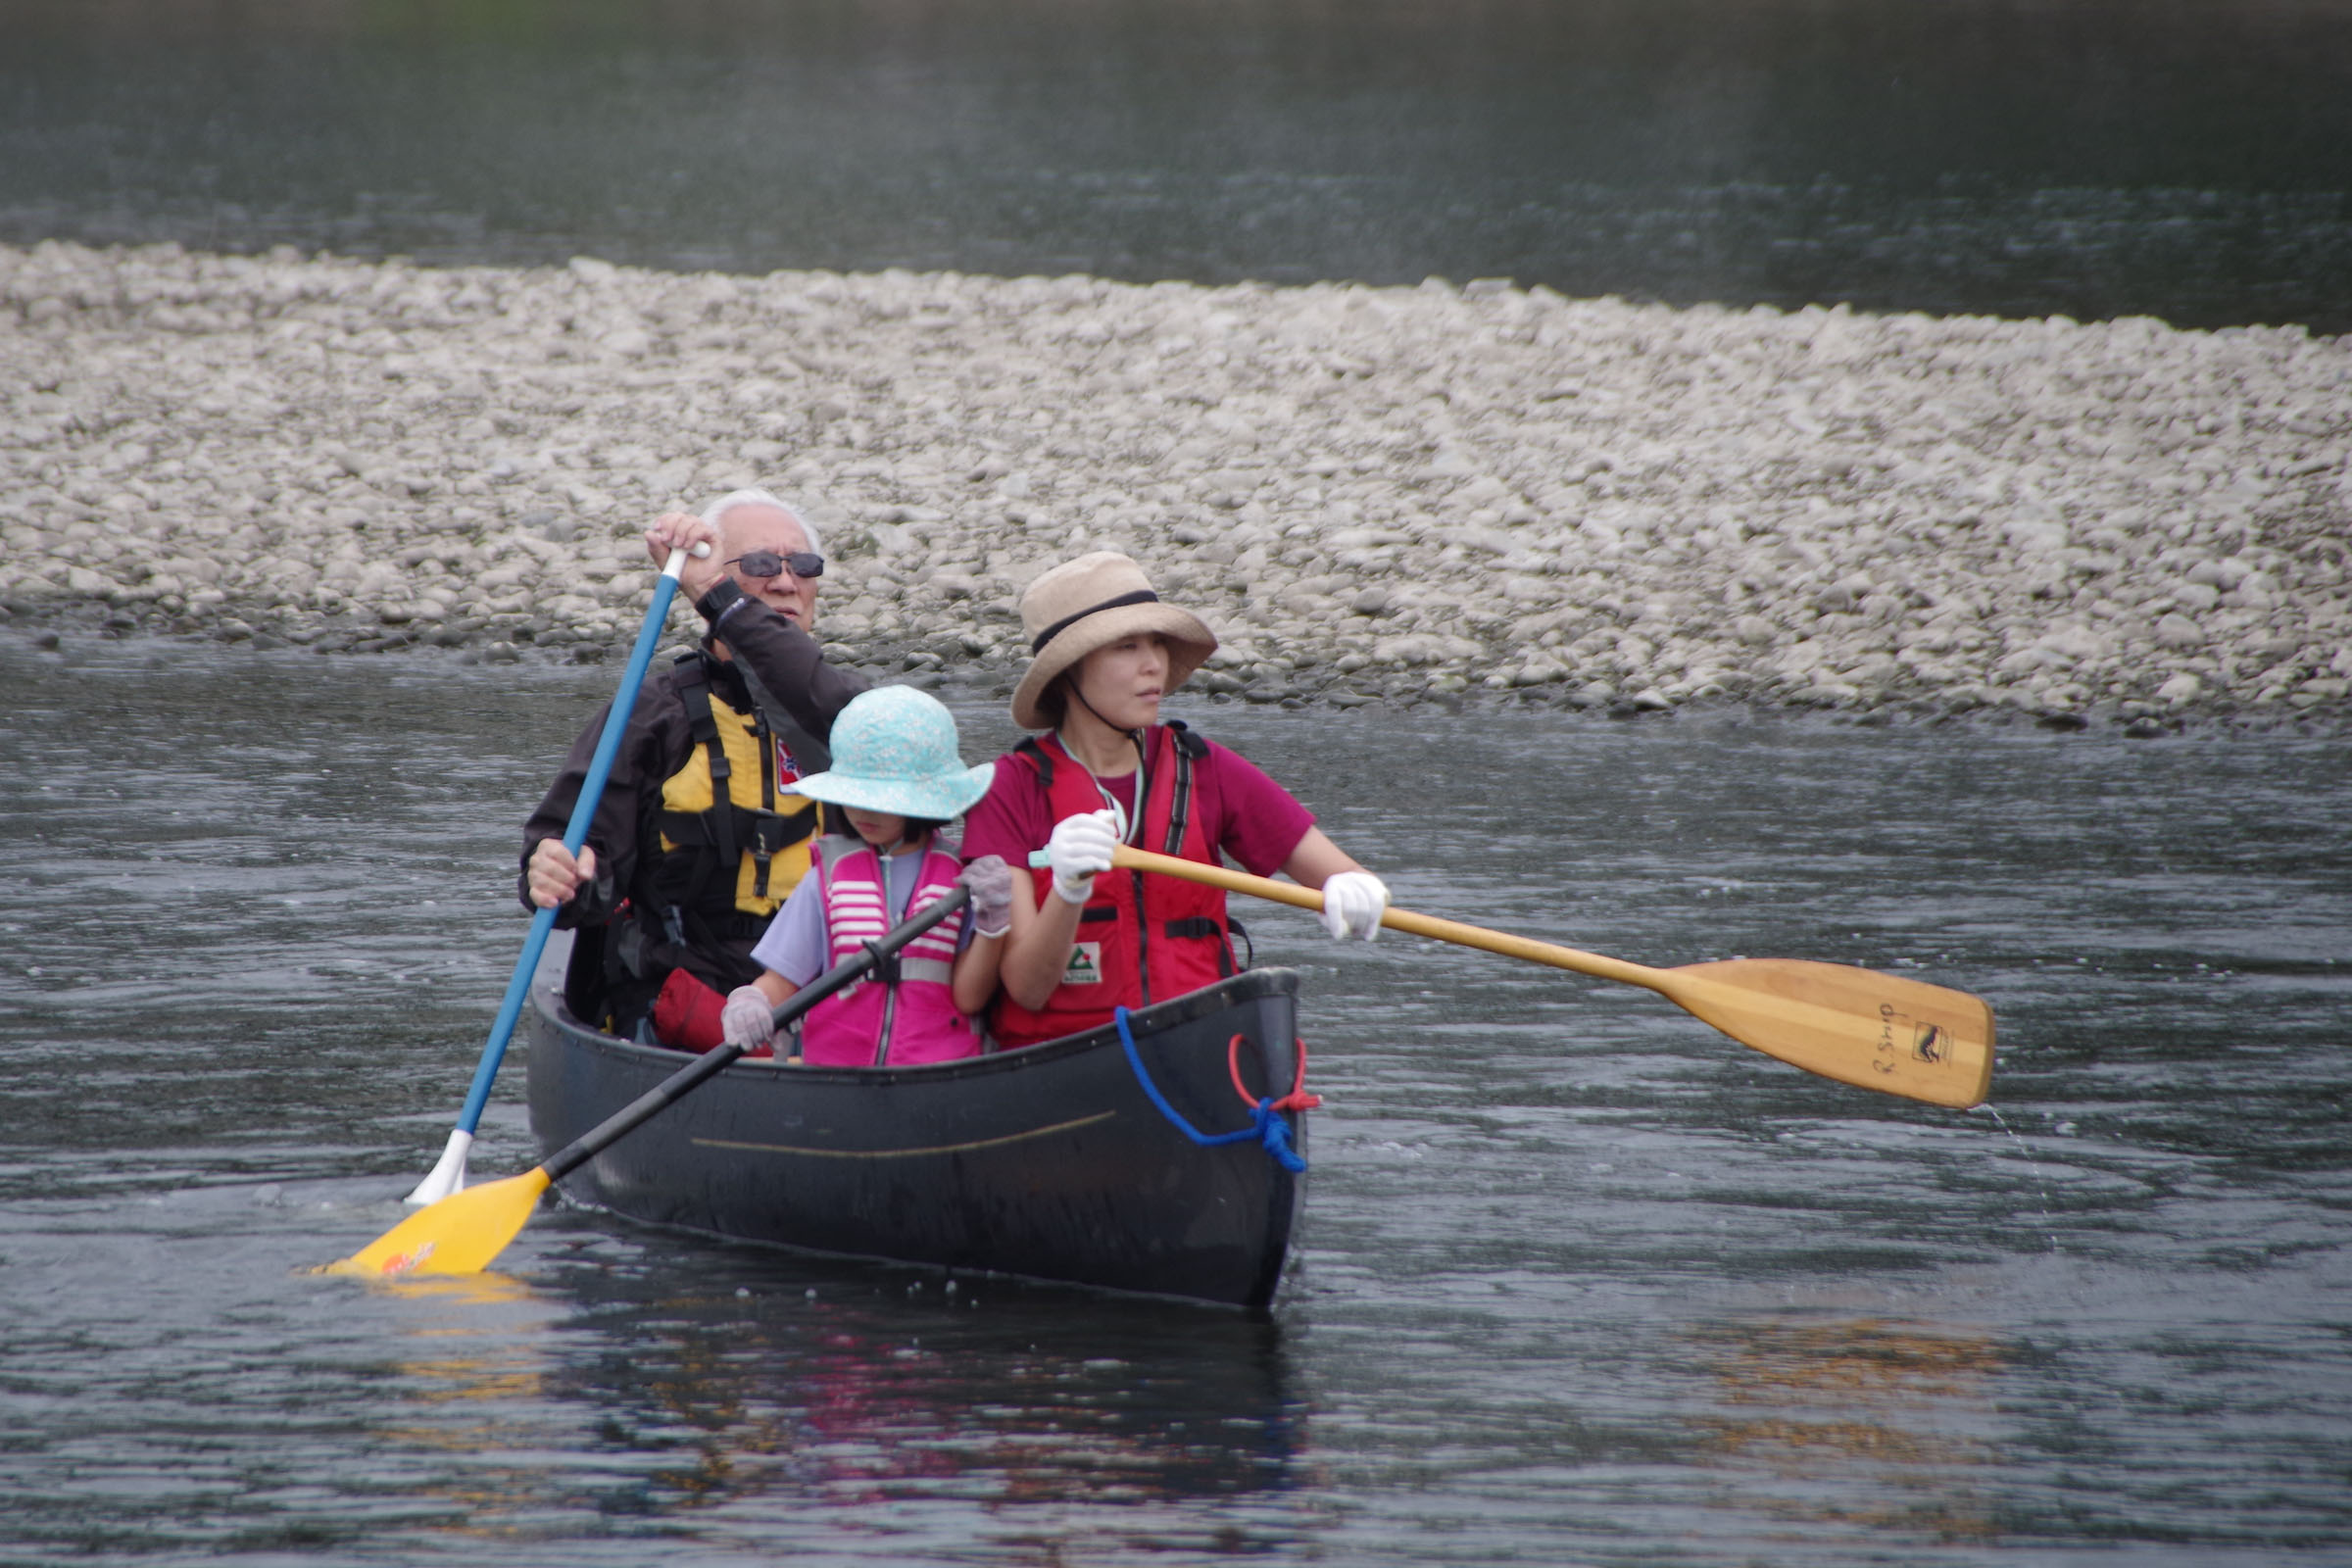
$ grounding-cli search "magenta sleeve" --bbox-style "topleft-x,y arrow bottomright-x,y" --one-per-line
1200,740 -> 1316,877
957,754 -> 1053,869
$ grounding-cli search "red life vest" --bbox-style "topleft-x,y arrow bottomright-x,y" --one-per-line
989,724 -> 1235,1050
800,836 -> 981,1068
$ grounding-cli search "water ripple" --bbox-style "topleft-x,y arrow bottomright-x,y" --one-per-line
1,635 -> 2346,1564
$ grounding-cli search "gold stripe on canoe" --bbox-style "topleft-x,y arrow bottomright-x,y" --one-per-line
692,1109 -> 1117,1160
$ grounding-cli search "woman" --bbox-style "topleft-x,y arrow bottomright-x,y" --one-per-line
960,552 -> 1389,1050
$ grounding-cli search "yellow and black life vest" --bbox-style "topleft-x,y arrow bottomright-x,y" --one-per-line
647,655 -> 822,929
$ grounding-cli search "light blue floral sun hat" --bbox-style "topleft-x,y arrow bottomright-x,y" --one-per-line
784,685 -> 996,821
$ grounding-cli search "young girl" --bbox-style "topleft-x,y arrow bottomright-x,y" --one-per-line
719,685 -> 1014,1067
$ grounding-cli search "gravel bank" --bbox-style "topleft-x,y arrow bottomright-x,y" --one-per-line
3,239 -> 2347,728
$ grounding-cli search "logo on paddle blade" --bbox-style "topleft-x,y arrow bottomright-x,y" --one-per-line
1880,1003 -> 1949,1070
378,1242 -> 436,1276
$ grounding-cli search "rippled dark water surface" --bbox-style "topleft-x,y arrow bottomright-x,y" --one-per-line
2,634 -> 2347,1564
3,0 -> 2349,327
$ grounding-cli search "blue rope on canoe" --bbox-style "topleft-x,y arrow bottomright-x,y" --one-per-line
1113,1006 -> 1307,1174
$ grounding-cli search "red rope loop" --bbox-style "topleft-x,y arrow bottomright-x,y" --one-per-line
1228,1033 -> 1322,1114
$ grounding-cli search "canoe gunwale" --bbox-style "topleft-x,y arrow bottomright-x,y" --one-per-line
539,963 -> 1301,1090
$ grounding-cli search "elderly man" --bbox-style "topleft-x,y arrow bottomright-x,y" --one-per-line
521,488 -> 867,1049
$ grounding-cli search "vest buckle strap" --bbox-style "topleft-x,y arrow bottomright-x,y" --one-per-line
858,939 -> 902,987
1164,914 -> 1236,976
744,808 -> 801,857
745,808 -> 788,897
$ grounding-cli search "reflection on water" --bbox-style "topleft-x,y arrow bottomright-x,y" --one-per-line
0,634 -> 2346,1564
535,1260 -> 1300,1525
2,0 -> 2347,326
347,1250 -> 1306,1554
1690,1319 -> 2002,1540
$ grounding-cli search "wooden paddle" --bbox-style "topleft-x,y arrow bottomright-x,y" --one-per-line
405,542 -> 707,1207
1102,844 -> 1993,1108
328,886 -> 974,1278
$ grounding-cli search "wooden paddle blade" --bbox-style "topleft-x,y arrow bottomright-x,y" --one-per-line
322,1168 -> 554,1278
1099,843 -> 1995,1108
1662,959 -> 1995,1108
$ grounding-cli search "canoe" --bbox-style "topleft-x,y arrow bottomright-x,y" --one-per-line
523,962 -> 1309,1309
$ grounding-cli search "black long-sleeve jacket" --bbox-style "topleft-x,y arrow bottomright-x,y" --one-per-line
518,579 -> 868,995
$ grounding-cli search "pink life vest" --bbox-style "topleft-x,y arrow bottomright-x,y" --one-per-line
798,835 -> 982,1068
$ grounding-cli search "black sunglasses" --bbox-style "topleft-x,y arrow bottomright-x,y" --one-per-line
726,550 -> 824,580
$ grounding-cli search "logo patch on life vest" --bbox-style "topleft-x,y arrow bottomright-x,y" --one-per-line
1062,942 -> 1103,986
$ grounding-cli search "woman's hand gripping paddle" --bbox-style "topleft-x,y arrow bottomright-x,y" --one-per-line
404,543 -> 706,1208
1099,845 -> 1993,1108
329,887 -> 974,1278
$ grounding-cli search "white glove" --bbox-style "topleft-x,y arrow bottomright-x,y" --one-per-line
1319,870 -> 1389,941
1046,808 -> 1121,906
958,855 -> 1015,939
720,984 -> 778,1049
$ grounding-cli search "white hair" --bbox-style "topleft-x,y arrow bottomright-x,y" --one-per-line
699,487 -> 823,557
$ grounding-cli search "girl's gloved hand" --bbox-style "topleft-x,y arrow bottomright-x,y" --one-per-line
720,984 -> 778,1049
958,855 -> 1015,938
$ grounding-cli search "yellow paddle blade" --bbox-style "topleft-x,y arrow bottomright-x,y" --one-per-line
1663,959 -> 1995,1108
322,1167 -> 554,1279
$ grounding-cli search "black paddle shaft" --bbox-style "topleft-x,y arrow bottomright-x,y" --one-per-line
541,885 -> 974,1184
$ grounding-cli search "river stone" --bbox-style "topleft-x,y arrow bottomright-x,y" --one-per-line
2154,614 -> 2207,650
2,239 -> 2346,720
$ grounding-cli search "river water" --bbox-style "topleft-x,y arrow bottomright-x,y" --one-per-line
4,0 -> 2350,329
1,631 -> 2345,1564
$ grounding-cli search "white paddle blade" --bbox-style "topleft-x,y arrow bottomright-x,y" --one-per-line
404,1128 -> 472,1206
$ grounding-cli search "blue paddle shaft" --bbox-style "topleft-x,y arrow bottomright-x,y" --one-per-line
452,551 -> 692,1137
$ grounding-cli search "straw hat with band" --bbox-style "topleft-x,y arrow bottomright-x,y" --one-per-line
1010,553 -> 1219,731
